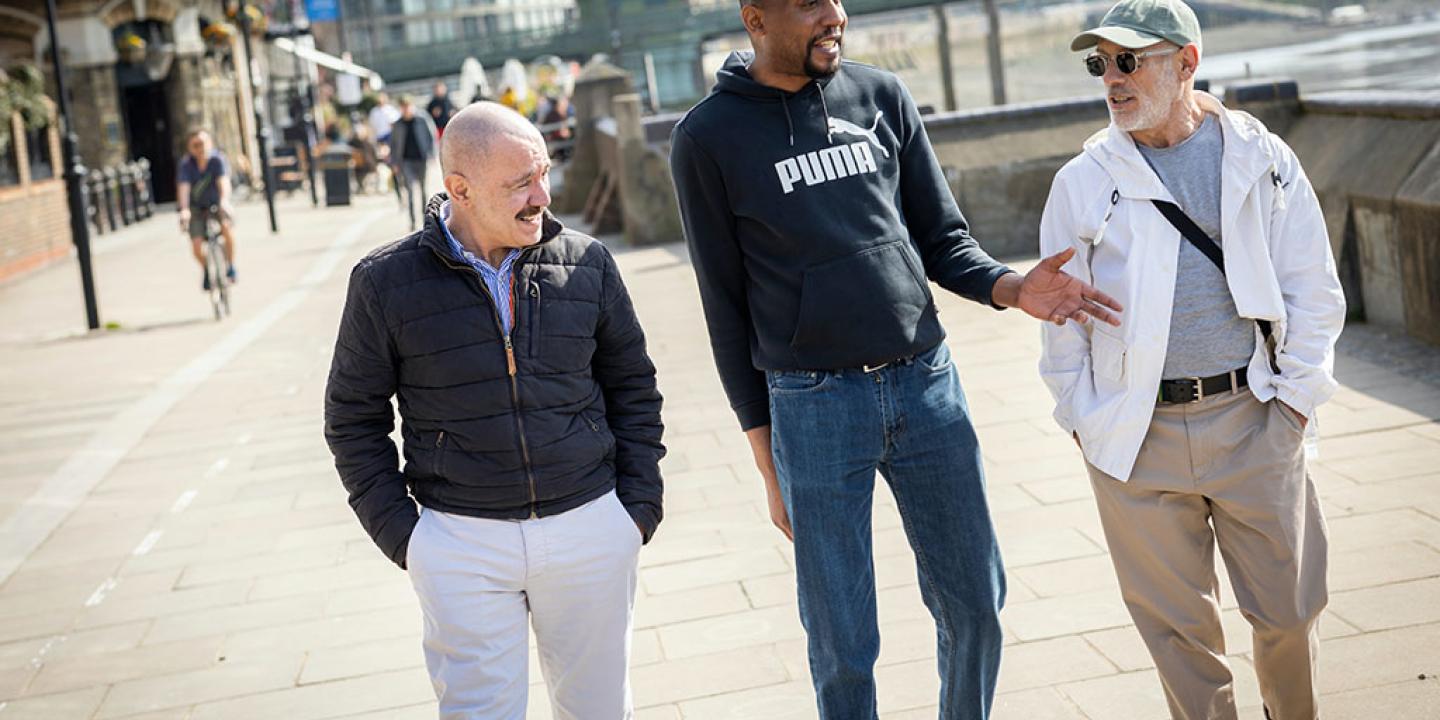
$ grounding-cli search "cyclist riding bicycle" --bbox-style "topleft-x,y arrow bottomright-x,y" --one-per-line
176,129 -> 236,290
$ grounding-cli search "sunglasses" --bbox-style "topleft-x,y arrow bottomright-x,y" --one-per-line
1085,47 -> 1178,77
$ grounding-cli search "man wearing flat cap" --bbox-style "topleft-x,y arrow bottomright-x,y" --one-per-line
1036,1 -> 1345,718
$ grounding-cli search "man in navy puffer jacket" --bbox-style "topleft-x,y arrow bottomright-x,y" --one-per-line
325,102 -> 663,719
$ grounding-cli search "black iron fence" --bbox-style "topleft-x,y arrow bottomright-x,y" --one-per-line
84,159 -> 155,235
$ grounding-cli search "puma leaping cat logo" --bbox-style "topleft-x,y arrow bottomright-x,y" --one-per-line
828,111 -> 890,159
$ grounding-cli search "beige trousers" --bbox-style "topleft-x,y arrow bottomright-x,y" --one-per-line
1086,390 -> 1327,720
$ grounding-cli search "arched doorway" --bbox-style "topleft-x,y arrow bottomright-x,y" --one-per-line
114,19 -> 178,202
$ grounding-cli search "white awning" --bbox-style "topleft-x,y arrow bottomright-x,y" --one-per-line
273,36 -> 384,90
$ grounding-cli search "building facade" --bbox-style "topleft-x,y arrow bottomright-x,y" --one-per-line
0,0 -> 262,281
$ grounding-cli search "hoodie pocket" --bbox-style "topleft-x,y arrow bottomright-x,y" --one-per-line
789,241 -> 934,368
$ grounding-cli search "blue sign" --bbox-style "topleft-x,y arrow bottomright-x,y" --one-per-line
304,0 -> 339,23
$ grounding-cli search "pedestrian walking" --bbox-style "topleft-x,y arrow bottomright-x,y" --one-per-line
669,1 -> 1123,717
1038,2 -> 1346,717
326,101 -> 664,719
428,81 -> 456,138
369,92 -> 403,208
389,96 -> 439,231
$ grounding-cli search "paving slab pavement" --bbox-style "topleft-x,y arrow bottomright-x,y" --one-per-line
0,189 -> 1437,718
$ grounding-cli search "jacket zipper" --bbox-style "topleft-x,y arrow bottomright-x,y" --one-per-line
429,243 -> 539,517
528,281 -> 540,358
506,272 -> 540,517
1083,188 -> 1120,287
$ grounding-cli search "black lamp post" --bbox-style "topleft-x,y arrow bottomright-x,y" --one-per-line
237,0 -> 279,232
43,0 -> 100,330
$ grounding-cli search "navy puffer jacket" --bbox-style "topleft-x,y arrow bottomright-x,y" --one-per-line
325,194 -> 664,567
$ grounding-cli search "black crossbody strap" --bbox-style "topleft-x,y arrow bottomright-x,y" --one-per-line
1151,198 -> 1275,344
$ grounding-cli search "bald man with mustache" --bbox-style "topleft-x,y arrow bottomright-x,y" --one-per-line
325,102 -> 665,719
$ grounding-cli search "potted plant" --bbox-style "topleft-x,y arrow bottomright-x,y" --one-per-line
0,65 -> 50,158
117,31 -> 147,64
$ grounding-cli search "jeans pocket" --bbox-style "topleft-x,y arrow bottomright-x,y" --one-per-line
915,343 -> 953,372
768,370 -> 830,393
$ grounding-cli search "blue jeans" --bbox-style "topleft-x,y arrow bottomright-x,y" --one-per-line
768,342 -> 1005,720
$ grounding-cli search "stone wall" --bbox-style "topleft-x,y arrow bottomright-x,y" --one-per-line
67,64 -> 127,171
1285,93 -> 1440,345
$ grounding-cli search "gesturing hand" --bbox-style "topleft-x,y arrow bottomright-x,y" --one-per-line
996,248 -> 1123,327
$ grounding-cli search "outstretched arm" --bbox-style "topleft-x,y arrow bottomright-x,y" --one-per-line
992,247 -> 1123,327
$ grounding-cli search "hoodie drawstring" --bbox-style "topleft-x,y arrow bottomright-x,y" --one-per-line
780,94 -> 795,148
777,81 -> 833,148
816,81 -> 833,145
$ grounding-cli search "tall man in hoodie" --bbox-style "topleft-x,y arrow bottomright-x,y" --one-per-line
326,102 -> 664,718
1038,2 -> 1345,718
670,1 -> 1124,717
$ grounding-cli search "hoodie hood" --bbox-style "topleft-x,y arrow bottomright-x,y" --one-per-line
713,50 -> 838,147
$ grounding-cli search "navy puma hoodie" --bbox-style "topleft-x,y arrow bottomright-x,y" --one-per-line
670,51 -> 1014,430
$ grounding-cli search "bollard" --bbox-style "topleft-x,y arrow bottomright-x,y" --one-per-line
86,170 -> 106,234
128,162 -> 144,221
101,167 -> 119,231
135,158 -> 153,218
118,164 -> 135,226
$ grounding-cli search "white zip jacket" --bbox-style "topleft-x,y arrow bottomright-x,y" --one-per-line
1038,92 -> 1346,482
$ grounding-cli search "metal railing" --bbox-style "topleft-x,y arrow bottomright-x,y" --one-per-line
85,159 -> 155,235
360,0 -> 957,83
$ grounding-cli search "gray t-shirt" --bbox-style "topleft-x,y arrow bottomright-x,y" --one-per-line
1138,113 -> 1256,380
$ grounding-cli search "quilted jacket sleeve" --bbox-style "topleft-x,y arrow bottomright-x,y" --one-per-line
592,247 -> 666,543
324,261 -> 417,568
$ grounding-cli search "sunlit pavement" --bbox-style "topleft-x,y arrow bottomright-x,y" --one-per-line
0,189 -> 1437,718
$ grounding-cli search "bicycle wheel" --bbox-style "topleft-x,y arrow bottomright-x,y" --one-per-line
208,237 -> 229,320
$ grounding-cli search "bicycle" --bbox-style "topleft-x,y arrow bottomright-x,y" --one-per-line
198,205 -> 231,320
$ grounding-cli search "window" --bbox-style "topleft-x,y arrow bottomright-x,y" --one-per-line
26,125 -> 53,181
0,141 -> 19,188
432,19 -> 455,41
386,22 -> 405,47
407,20 -> 431,44
462,16 -> 480,37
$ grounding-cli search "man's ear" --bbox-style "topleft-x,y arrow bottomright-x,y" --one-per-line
741,3 -> 765,37
1180,44 -> 1200,80
443,173 -> 469,204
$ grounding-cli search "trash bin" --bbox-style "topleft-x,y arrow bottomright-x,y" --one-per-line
319,146 -> 354,207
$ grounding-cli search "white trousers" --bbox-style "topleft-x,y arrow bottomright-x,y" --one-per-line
406,491 -> 643,720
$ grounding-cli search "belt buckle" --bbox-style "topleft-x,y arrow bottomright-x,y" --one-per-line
1186,376 -> 1204,403
862,361 -> 890,374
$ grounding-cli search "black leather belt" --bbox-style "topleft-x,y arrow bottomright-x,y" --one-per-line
860,353 -> 919,373
1158,367 -> 1248,404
